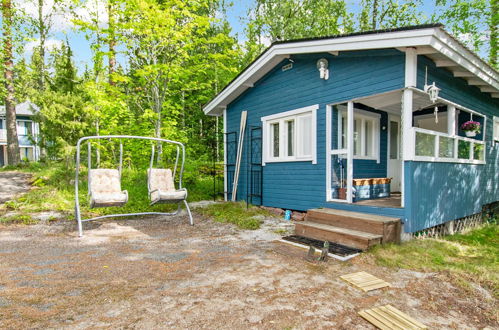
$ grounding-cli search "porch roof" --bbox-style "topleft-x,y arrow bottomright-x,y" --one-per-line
351,88 -> 484,116
203,25 -> 499,116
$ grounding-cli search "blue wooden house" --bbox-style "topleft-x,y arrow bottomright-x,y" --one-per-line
0,101 -> 41,166
203,24 -> 499,248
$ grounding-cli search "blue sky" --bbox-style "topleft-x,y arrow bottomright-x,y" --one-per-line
16,0 -> 484,73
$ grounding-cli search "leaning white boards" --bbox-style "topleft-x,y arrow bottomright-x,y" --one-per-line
231,111 -> 247,201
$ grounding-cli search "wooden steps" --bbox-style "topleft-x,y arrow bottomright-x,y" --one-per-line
295,222 -> 382,250
294,208 -> 401,250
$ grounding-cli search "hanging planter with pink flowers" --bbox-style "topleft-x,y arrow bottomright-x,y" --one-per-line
461,120 -> 481,137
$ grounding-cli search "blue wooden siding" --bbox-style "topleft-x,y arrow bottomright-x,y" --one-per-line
403,55 -> 499,232
226,49 -> 405,218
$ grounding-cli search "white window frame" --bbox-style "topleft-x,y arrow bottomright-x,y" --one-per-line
19,146 -> 34,161
338,108 -> 380,163
494,116 -> 499,143
412,106 -> 487,165
413,127 -> 486,164
16,120 -> 33,137
261,104 -> 318,165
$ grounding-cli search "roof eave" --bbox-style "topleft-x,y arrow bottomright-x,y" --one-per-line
203,26 -> 499,116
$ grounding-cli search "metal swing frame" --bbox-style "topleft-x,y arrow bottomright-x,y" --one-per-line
75,135 -> 193,237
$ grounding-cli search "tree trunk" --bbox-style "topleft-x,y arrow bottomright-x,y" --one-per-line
152,84 -> 162,163
108,0 -> 116,85
38,0 -> 45,90
490,0 -> 498,68
372,0 -> 378,30
3,0 -> 20,165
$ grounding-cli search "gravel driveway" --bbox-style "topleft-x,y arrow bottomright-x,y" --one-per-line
0,172 -> 31,204
0,214 -> 496,329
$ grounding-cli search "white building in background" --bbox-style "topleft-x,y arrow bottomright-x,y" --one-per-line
0,101 -> 41,166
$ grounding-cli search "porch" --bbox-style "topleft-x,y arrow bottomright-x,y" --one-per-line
325,86 -> 486,211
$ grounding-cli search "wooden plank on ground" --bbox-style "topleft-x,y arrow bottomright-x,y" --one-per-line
358,305 -> 427,330
340,271 -> 390,292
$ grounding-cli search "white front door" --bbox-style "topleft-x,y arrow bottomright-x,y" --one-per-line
387,116 -> 401,192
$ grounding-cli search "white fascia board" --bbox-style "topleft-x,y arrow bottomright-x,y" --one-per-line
272,35 -> 432,56
203,27 -> 499,116
430,30 -> 499,90
203,29 -> 437,116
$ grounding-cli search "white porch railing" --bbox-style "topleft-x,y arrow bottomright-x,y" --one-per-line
0,129 -> 6,141
413,127 -> 485,164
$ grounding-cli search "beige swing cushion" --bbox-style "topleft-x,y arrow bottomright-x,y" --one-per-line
89,169 -> 128,208
148,168 -> 187,203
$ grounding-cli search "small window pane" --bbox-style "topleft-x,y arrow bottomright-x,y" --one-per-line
415,132 -> 435,157
271,123 -> 279,158
298,115 -> 312,157
353,119 -> 360,156
17,122 -> 25,135
286,120 -> 294,157
439,136 -> 455,158
340,115 -> 346,149
26,122 -> 33,136
364,120 -> 373,157
458,140 -> 471,159
494,120 -> 499,141
389,121 -> 398,159
473,143 -> 484,161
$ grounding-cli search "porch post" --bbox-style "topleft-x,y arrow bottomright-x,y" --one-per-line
447,105 -> 456,135
346,101 -> 354,203
401,47 -> 417,208
223,108 -> 227,201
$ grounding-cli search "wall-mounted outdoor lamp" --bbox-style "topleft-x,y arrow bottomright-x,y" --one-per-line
424,66 -> 441,123
424,82 -> 441,103
317,58 -> 329,80
424,66 -> 440,103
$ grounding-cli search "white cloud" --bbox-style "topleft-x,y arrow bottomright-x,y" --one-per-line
259,35 -> 272,47
73,0 -> 108,28
15,0 -> 108,33
24,38 -> 63,56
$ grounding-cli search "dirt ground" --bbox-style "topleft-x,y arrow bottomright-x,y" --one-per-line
0,172 -> 31,203
0,213 -> 497,329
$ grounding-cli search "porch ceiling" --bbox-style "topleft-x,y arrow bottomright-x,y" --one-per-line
356,90 -> 437,114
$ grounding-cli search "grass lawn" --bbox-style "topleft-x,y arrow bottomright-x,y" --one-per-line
0,161 -> 219,224
369,223 -> 499,298
0,162 -> 270,230
196,201 -> 272,230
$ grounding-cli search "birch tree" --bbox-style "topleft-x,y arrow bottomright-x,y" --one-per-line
120,0 -> 212,142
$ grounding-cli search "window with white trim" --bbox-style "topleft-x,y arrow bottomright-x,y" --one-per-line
16,120 -> 33,136
337,107 -> 380,161
412,105 -> 487,164
494,116 -> 499,142
262,105 -> 317,164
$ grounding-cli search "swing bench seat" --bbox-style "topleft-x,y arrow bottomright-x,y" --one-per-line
89,169 -> 128,208
148,168 -> 187,204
